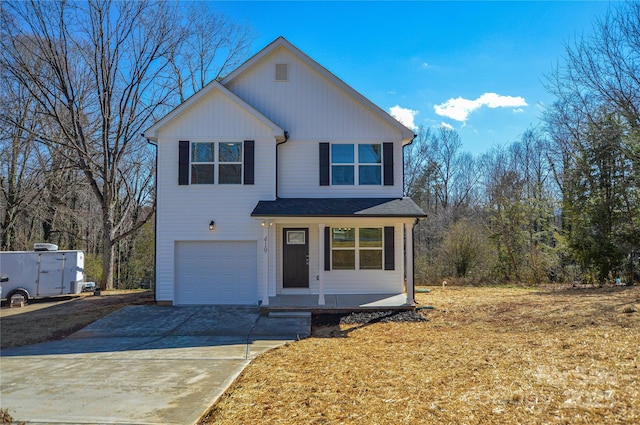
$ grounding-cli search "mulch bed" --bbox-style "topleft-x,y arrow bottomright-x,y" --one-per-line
313,310 -> 427,327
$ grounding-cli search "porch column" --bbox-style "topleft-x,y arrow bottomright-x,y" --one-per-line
405,223 -> 415,305
318,223 -> 325,305
261,221 -> 270,306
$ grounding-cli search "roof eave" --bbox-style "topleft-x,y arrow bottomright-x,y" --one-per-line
143,80 -> 285,142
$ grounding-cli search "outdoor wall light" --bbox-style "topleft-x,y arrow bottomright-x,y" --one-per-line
209,220 -> 215,230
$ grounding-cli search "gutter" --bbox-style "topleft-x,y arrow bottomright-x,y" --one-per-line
275,131 -> 289,199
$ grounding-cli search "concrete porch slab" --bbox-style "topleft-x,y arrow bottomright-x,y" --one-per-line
262,293 -> 414,313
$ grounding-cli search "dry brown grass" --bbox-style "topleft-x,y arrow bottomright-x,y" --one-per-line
201,285 -> 640,425
0,290 -> 153,349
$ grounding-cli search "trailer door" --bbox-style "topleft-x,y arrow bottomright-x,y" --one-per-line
38,253 -> 66,295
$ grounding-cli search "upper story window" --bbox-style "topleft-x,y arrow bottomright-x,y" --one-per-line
218,142 -> 242,184
330,144 -> 382,185
191,142 -> 215,184
179,140 -> 254,186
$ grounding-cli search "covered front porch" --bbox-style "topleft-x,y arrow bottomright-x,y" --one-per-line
261,292 -> 414,313
251,197 -> 427,312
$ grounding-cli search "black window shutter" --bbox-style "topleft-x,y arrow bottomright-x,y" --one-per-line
384,226 -> 395,270
324,226 -> 331,270
383,142 -> 394,186
178,141 -> 189,185
319,142 -> 330,186
244,140 -> 255,185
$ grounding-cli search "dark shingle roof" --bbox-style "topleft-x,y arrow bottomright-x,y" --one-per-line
251,198 -> 426,218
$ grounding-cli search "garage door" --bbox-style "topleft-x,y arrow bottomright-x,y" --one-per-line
175,241 -> 257,305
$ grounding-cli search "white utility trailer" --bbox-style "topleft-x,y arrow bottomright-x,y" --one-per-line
0,244 -> 85,303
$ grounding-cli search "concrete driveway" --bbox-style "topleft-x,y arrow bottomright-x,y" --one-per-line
0,305 -> 310,424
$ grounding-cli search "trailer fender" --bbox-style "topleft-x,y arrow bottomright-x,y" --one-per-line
5,288 -> 30,304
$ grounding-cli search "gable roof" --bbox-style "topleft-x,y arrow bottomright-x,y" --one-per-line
143,80 -> 285,142
251,197 -> 426,218
222,37 -> 416,145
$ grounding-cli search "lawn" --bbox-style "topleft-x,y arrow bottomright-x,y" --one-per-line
0,290 -> 154,349
200,285 -> 640,425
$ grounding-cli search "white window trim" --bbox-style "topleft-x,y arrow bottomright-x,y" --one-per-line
190,142 -> 215,185
330,143 -> 382,186
330,227 -> 384,270
218,142 -> 243,185
189,141 -> 243,185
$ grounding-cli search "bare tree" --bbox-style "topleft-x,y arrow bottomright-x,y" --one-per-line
0,46 -> 43,250
1,1 -> 252,290
545,0 -> 640,283
168,2 -> 254,102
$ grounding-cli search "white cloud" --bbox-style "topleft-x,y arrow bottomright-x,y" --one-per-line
440,122 -> 454,130
389,105 -> 418,130
433,93 -> 527,122
513,108 -> 524,113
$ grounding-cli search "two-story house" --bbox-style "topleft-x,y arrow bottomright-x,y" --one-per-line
144,37 -> 426,308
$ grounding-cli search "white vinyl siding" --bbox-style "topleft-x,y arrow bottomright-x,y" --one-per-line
278,140 -> 403,198
274,222 -> 406,295
225,49 -> 402,140
175,241 -> 257,305
153,89 -> 277,304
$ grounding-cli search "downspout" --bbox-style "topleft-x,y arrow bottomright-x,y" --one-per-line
412,217 -> 419,305
144,135 -> 158,304
275,131 -> 289,199
402,133 -> 417,196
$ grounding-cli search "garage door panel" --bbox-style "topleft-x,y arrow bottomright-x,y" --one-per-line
175,241 -> 257,305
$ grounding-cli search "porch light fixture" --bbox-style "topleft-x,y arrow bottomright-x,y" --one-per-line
209,220 -> 215,230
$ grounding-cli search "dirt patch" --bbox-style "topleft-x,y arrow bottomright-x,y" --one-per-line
200,285 -> 640,425
0,290 -> 154,349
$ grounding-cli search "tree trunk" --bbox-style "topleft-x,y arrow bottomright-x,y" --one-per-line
101,218 -> 115,290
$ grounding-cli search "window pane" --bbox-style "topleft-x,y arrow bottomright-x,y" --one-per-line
219,142 -> 242,162
360,250 -> 382,269
219,164 -> 241,184
332,165 -> 354,185
191,143 -> 214,162
358,144 -> 381,163
332,250 -> 355,270
191,164 -> 214,184
332,228 -> 355,247
331,144 -> 354,163
359,165 -> 381,185
359,228 -> 382,247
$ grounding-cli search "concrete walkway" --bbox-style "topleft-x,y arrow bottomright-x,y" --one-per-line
0,305 -> 311,425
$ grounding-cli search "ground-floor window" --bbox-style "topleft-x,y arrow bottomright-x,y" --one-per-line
331,227 -> 383,270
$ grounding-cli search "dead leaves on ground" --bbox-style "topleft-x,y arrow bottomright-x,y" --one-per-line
201,286 -> 640,425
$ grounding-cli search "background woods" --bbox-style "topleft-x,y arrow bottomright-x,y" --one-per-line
406,1 -> 640,285
0,0 -> 253,289
1,1 -> 638,288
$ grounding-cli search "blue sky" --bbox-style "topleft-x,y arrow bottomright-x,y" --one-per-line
213,1 -> 616,155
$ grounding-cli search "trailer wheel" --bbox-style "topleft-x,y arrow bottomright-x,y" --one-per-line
6,289 -> 29,305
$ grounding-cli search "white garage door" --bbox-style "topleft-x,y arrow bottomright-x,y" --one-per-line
175,241 -> 257,305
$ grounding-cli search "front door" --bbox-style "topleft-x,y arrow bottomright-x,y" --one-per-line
283,228 -> 309,288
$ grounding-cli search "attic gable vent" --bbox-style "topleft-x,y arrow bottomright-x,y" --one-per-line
275,63 -> 289,81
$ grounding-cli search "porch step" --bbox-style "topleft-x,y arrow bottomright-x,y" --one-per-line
268,311 -> 312,319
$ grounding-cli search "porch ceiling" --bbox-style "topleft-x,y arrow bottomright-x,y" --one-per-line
251,197 -> 426,218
